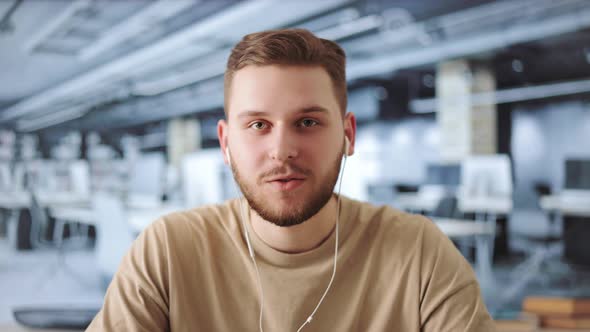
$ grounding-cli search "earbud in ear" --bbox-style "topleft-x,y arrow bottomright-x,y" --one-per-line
225,148 -> 231,164
344,137 -> 350,157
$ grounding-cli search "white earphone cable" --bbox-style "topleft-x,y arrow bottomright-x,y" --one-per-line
231,145 -> 348,332
237,195 -> 265,332
295,153 -> 347,332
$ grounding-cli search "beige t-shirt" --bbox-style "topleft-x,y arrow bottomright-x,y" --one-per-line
87,195 -> 494,331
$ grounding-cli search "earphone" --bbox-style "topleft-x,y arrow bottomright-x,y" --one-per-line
225,147 -> 232,164
344,136 -> 350,157
226,135 -> 349,331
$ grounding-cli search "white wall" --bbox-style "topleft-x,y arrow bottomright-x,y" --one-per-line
511,100 -> 590,207
340,117 -> 441,201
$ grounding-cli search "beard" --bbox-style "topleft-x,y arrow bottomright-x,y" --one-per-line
231,153 -> 343,227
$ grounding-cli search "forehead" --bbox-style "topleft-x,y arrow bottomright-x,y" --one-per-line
227,65 -> 340,119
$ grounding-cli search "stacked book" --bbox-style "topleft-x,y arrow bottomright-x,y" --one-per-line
523,296 -> 590,329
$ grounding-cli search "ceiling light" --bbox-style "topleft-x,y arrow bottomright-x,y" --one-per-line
511,59 -> 523,73
23,0 -> 91,53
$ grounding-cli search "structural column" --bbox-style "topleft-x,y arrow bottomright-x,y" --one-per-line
436,59 -> 497,162
167,117 -> 200,168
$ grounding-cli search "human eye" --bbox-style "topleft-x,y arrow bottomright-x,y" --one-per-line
298,118 -> 319,128
248,121 -> 268,130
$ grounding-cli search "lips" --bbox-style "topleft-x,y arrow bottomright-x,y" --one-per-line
268,174 -> 306,182
266,174 -> 306,191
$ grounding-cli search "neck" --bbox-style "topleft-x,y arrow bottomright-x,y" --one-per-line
250,195 -> 338,254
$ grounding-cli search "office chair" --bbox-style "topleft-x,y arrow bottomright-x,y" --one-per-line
499,183 -> 573,306
431,195 -> 459,219
431,195 -> 478,261
92,191 -> 135,290
12,193 -> 98,330
28,192 -> 90,289
13,307 -> 98,330
29,193 -> 62,247
394,184 -> 419,194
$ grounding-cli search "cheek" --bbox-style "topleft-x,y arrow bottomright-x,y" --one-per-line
308,142 -> 338,169
235,145 -> 265,175
309,132 -> 339,153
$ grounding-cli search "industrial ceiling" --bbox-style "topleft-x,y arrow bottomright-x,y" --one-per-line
0,0 -> 589,133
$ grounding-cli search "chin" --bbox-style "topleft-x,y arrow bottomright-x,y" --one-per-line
254,194 -> 317,227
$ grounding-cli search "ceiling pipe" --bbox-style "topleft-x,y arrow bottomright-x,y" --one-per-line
9,0 -> 590,130
0,0 -> 350,123
78,0 -> 198,60
23,0 -> 91,53
0,0 -> 24,34
347,2 -> 590,81
410,77 -> 590,113
131,14 -> 385,97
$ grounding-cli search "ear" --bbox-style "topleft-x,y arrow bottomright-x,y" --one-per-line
217,119 -> 230,164
343,112 -> 356,157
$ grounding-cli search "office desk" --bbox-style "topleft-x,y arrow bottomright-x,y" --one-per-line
394,193 -> 440,214
0,191 -> 30,209
458,196 -> 513,216
539,194 -> 590,217
48,206 -> 94,226
0,191 -> 89,209
0,191 -> 90,250
37,192 -> 89,208
49,204 -> 184,233
434,218 -> 496,237
539,192 -> 590,265
458,196 -> 512,260
0,192 -> 30,233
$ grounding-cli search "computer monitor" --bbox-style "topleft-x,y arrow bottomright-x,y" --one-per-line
565,159 -> 590,190
460,155 -> 513,197
426,164 -> 461,187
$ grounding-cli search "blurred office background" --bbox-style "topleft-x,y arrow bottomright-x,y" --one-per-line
1,0 -> 590,330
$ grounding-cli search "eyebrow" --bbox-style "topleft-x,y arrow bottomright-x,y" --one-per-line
300,105 -> 330,114
237,106 -> 330,119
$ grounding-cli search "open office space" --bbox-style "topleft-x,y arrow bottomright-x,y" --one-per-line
1,0 -> 590,331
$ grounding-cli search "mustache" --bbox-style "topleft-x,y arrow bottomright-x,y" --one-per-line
258,163 -> 311,182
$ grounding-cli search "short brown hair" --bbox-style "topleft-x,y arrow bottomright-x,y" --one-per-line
224,28 -> 347,116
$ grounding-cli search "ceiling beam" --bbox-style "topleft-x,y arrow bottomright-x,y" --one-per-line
347,1 -> 590,81
0,0 -> 350,123
410,77 -> 590,113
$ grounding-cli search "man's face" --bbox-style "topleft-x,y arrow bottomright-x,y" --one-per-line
218,65 -> 354,227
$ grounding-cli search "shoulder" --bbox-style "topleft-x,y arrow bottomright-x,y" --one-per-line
139,199 -> 242,249
342,196 -> 452,259
343,195 -> 432,238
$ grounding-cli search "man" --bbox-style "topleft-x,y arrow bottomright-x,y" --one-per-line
87,29 -> 494,331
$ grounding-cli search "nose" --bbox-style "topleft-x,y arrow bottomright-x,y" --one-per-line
268,125 -> 298,162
